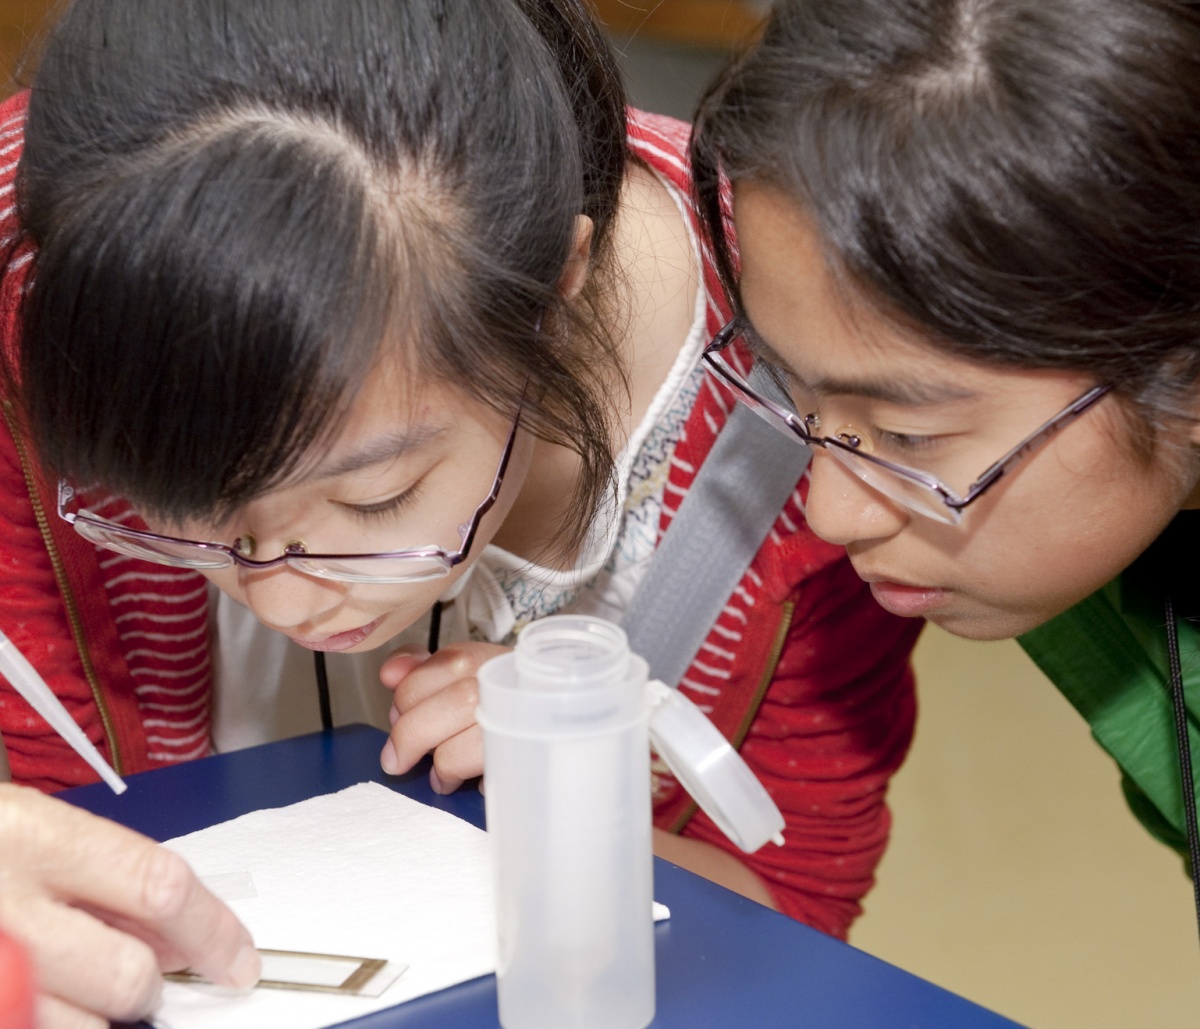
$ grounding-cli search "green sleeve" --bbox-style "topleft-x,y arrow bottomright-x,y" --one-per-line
1018,577 -> 1200,850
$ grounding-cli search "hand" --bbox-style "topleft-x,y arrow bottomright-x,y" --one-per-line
0,783 -> 259,1028
379,641 -> 510,794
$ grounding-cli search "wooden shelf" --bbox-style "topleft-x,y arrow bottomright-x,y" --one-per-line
0,2 -> 770,99
590,0 -> 767,49
0,0 -> 58,96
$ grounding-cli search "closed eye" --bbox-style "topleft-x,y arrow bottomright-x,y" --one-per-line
875,429 -> 942,454
340,481 -> 425,522
758,360 -> 800,408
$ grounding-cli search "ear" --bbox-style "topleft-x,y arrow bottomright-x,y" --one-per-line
557,215 -> 594,303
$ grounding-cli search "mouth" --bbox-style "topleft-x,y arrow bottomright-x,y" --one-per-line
288,616 -> 385,652
861,577 -> 951,619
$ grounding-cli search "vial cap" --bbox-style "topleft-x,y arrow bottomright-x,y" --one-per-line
646,679 -> 785,854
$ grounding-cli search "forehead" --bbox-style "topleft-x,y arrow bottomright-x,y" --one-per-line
733,183 -> 946,378
732,181 -> 1092,403
282,352 -> 468,487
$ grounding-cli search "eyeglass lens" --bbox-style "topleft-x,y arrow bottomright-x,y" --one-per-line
72,515 -> 457,582
72,517 -> 234,569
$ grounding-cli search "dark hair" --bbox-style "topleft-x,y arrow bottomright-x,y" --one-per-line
13,0 -> 627,551
693,0 -> 1200,438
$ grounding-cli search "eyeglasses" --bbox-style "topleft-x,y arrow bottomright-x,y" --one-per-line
58,408 -> 522,583
702,319 -> 1112,525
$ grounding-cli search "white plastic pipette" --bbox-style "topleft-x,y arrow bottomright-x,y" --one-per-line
0,628 -> 126,793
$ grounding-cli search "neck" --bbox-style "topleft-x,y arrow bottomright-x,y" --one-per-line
490,158 -> 700,570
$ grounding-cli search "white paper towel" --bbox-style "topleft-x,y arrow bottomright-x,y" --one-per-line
153,781 -> 668,1028
154,782 -> 495,1028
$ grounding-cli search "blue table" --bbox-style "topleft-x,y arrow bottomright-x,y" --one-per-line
63,724 -> 1024,1028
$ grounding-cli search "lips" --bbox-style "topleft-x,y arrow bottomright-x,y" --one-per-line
288,616 -> 385,652
865,579 -> 950,619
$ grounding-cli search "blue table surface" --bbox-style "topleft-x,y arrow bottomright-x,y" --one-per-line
62,724 -> 1025,1029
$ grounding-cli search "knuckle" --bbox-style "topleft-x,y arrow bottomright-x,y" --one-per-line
137,846 -> 195,921
0,784 -> 48,850
390,712 -> 434,763
440,642 -> 486,678
392,676 -> 427,709
461,680 -> 480,709
97,936 -> 161,1021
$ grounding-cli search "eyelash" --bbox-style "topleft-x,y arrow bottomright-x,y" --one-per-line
761,361 -> 797,399
742,333 -> 945,455
874,429 -> 940,454
344,481 -> 424,523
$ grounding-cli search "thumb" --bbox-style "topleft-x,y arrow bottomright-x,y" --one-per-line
379,646 -> 431,688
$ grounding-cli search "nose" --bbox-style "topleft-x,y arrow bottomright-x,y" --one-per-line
236,564 -> 349,633
803,449 -> 909,547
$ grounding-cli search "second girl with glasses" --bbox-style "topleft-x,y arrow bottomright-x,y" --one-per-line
692,0 -> 1200,937
0,1 -> 921,1022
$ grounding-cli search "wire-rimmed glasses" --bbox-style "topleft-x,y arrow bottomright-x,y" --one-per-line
58,408 -> 522,583
702,318 -> 1112,525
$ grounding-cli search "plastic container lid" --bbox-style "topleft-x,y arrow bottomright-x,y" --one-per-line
646,679 -> 785,854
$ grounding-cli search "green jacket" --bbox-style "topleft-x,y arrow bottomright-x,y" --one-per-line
1019,573 -> 1200,860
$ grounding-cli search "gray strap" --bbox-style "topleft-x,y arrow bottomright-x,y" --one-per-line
621,369 -> 812,687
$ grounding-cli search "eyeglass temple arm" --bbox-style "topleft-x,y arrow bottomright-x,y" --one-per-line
955,385 -> 1111,508
454,407 -> 522,561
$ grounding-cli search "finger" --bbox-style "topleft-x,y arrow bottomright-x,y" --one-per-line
0,786 -> 259,990
382,676 -> 480,775
429,725 -> 485,794
378,647 -> 431,688
391,643 -> 505,712
8,892 -> 161,1023
35,992 -> 106,1029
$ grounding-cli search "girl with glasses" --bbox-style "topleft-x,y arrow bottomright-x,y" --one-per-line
0,2 -> 920,1022
692,0 -> 1200,945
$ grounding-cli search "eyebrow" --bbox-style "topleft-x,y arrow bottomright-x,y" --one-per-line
306,424 -> 446,483
740,321 -> 976,407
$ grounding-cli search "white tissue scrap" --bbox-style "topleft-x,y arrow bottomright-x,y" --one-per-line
198,870 -> 257,902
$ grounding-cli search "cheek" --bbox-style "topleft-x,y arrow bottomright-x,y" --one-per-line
198,565 -> 240,602
938,453 -> 1188,634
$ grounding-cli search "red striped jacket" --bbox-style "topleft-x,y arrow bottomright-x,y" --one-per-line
0,95 -> 212,792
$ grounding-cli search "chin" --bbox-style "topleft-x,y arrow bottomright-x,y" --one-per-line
925,608 -> 1045,642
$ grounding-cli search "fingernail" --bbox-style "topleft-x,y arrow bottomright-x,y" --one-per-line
429,767 -> 445,794
381,741 -> 399,775
227,942 -> 261,989
388,704 -> 399,726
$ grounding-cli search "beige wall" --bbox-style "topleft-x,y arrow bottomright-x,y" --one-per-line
854,627 -> 1200,1027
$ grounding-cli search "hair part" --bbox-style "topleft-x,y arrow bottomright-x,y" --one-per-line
693,0 -> 1200,447
13,0 -> 628,555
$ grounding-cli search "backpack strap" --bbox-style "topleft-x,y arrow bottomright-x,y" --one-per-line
621,368 -> 811,687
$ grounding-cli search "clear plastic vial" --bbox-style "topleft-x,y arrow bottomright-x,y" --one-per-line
477,615 -> 655,1029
